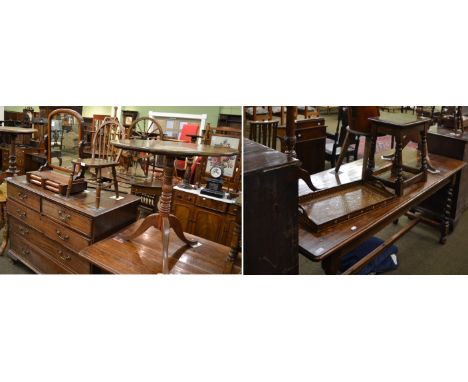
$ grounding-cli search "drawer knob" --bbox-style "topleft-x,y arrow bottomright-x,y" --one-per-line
58,210 -> 71,222
16,209 -> 26,219
202,197 -> 206,201
58,250 -> 71,262
19,226 -> 29,236
55,229 -> 69,241
21,248 -> 30,256
18,192 -> 28,200
297,133 -> 302,138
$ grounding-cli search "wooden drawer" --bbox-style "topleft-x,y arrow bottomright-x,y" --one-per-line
7,198 -> 42,227
9,217 -> 91,274
41,215 -> 91,253
7,183 -> 41,212
196,195 -> 228,213
42,199 -> 92,237
10,233 -> 71,274
227,203 -> 240,216
174,189 -> 196,203
295,125 -> 326,141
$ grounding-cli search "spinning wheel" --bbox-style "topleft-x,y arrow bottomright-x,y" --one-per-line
126,117 -> 165,177
128,117 -> 164,140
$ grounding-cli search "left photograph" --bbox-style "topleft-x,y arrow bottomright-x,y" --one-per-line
0,106 -> 242,274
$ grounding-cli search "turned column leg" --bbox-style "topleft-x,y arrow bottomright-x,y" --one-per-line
440,176 -> 455,244
7,133 -> 18,176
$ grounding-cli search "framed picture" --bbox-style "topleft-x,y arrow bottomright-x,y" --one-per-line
205,134 -> 240,179
122,110 -> 139,128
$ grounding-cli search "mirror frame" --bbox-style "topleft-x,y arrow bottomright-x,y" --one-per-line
47,108 -> 83,173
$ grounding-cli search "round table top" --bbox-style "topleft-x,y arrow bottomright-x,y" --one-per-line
0,126 -> 37,134
111,139 -> 239,157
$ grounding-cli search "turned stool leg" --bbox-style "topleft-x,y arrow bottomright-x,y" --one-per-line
394,135 -> 404,196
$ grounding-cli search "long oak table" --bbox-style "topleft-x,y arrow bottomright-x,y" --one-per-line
298,149 -> 466,274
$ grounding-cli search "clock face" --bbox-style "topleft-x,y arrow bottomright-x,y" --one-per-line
210,166 -> 222,179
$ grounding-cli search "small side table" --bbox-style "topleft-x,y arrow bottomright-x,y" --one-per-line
111,139 -> 238,274
366,115 -> 432,196
0,126 -> 37,179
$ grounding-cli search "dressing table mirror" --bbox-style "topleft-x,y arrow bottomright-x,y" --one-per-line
47,109 -> 83,172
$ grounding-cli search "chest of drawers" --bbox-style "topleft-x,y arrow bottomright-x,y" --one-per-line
6,175 -> 140,274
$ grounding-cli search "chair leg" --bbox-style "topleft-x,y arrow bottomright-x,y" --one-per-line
335,131 -> 352,172
96,168 -> 102,209
112,166 -> 120,198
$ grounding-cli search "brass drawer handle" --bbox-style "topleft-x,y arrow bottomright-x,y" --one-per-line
16,209 -> 26,219
55,229 -> 69,241
58,210 -> 71,222
19,226 -> 30,236
18,192 -> 28,200
21,248 -> 30,256
58,250 -> 71,262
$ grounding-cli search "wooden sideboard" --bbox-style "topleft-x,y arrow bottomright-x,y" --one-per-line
243,139 -> 301,275
418,126 -> 468,226
6,175 -> 140,274
171,187 -> 240,246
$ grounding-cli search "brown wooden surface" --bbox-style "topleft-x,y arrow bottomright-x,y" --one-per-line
0,127 -> 37,134
368,114 -> 431,132
299,149 -> 466,264
244,137 -> 300,174
8,175 -> 139,218
111,139 -> 238,157
79,223 -> 238,274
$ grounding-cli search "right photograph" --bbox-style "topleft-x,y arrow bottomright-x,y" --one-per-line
243,106 -> 468,275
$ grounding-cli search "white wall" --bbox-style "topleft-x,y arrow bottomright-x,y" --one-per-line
0,106 -> 4,120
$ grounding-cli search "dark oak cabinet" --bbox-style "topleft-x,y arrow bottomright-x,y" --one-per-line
243,139 -> 301,274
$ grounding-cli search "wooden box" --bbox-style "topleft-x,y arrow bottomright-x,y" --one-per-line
26,170 -> 87,195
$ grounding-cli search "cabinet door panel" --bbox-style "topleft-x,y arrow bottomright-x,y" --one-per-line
192,208 -> 225,243
172,202 -> 194,233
